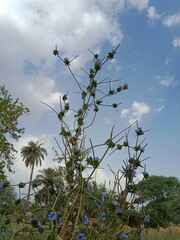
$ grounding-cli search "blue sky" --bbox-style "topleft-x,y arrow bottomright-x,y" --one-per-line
0,0 -> 179,185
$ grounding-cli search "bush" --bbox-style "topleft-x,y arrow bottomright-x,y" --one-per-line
0,46 -> 150,240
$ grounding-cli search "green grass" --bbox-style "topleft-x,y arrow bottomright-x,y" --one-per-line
142,229 -> 180,240
1,224 -> 180,239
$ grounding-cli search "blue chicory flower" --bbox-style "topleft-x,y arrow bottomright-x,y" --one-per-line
141,171 -> 149,178
69,167 -> 75,171
96,59 -> 102,65
117,209 -> 123,215
58,217 -> 63,225
48,211 -> 57,221
101,192 -> 106,202
76,233 -> 86,240
131,170 -> 136,178
95,200 -> 101,208
111,49 -> 116,54
83,215 -> 89,225
140,146 -> 145,152
112,200 -> 119,207
125,164 -> 131,171
86,182 -> 91,190
144,216 -> 150,222
0,182 -> 3,189
120,233 -> 128,239
37,224 -> 43,233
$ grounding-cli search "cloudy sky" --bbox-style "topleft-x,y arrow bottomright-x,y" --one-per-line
0,0 -> 179,187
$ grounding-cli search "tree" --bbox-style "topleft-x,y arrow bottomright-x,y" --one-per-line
136,175 -> 180,227
34,167 -> 55,206
0,85 -> 29,179
21,141 -> 47,210
0,186 -> 16,216
34,166 -> 67,206
0,186 -> 17,237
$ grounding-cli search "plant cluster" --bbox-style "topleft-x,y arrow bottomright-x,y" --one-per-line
0,46 -> 151,240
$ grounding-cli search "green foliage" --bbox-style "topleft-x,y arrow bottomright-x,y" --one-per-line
137,175 -> 179,201
142,229 -> 180,240
0,85 -> 29,179
0,187 -> 17,236
33,167 -> 66,206
136,175 -> 180,227
0,187 -> 16,215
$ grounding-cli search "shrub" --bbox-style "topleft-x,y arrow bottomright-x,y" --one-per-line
0,46 -> 150,240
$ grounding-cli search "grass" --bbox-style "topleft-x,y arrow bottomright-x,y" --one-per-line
142,227 -> 180,240
1,223 -> 180,239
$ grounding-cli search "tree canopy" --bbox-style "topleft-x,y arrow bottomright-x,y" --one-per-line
136,175 -> 180,227
0,85 -> 29,179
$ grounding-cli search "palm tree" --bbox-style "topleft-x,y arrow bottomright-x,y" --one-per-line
34,167 -> 67,206
21,141 -> 47,210
34,167 -> 55,206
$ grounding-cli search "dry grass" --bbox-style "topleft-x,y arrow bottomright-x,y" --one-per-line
2,222 -> 180,240
165,225 -> 180,233
142,225 -> 180,240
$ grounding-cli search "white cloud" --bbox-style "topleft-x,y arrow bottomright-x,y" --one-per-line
120,108 -> 130,118
127,0 -> 149,11
165,58 -> 170,66
160,78 -> 173,87
154,105 -> 164,113
84,168 -> 126,191
16,75 -> 62,121
120,101 -> 151,125
154,99 -> 164,113
0,0 -> 125,122
156,75 -> 177,87
147,86 -> 154,92
24,76 -> 61,104
147,6 -> 160,20
92,169 -> 110,185
155,75 -> 161,80
173,37 -> 180,47
163,12 -> 180,27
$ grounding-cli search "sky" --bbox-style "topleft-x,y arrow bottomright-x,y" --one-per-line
0,0 -> 179,188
